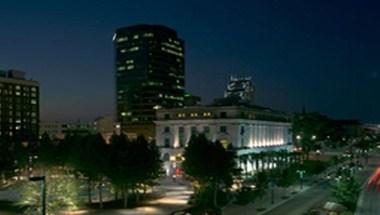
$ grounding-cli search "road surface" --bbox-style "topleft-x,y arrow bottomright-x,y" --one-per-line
356,188 -> 380,215
261,181 -> 330,215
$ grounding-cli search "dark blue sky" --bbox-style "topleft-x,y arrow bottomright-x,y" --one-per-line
0,0 -> 379,123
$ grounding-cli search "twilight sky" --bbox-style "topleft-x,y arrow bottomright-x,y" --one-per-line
0,0 -> 379,123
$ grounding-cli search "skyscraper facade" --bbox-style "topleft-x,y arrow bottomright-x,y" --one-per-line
0,70 -> 39,141
114,24 -> 185,139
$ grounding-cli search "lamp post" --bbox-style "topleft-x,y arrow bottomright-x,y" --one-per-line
296,170 -> 306,190
29,176 -> 46,215
270,179 -> 276,204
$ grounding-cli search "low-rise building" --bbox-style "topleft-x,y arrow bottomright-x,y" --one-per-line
40,117 -> 120,142
155,105 -> 292,176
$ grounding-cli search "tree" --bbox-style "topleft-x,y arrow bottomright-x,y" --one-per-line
106,134 -> 162,208
67,133 -> 108,208
36,133 -> 58,169
254,171 -> 269,209
18,172 -> 80,215
0,137 -> 15,182
275,168 -> 296,197
182,134 -> 238,211
331,176 -> 360,211
292,112 -> 330,159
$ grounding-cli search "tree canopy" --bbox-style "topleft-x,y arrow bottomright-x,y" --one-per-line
183,134 -> 238,209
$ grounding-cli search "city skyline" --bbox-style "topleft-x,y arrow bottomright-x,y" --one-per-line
0,1 -> 379,123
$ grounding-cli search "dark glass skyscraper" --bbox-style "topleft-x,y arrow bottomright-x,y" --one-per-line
114,24 -> 185,139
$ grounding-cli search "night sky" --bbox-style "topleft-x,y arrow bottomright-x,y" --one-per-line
0,0 -> 379,123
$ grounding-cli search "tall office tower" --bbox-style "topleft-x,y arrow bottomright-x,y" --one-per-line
114,24 -> 185,139
224,76 -> 255,104
0,70 -> 39,141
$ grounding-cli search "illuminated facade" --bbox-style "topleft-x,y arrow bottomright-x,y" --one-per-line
0,70 -> 39,140
114,24 -> 185,139
155,105 -> 292,176
224,76 -> 255,104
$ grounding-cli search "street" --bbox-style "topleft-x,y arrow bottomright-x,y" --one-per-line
356,188 -> 380,215
262,159 -> 378,215
261,181 -> 330,215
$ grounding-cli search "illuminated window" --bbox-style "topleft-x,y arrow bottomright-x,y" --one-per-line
143,33 -> 154,37
161,47 -> 183,57
177,113 -> 186,118
126,59 -> 134,64
133,34 -> 139,39
127,65 -> 134,70
116,37 -> 128,43
203,112 -> 212,117
129,46 -> 139,52
117,66 -> 126,71
161,42 -> 183,51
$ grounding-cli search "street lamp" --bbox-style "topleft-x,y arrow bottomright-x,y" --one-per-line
296,170 -> 306,190
296,135 -> 302,140
270,179 -> 276,204
29,176 -> 46,215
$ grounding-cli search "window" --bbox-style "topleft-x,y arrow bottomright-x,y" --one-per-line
190,113 -> 198,117
143,33 -> 154,37
116,37 -> 128,43
164,126 -> 170,133
164,138 -> 170,148
220,126 -> 227,133
204,126 -> 210,133
179,127 -> 185,147
164,114 -> 170,119
177,113 -> 186,118
203,112 -> 212,117
129,46 -> 139,52
240,126 -> 245,135
191,126 -> 197,135
179,127 -> 184,133
220,112 -> 227,118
